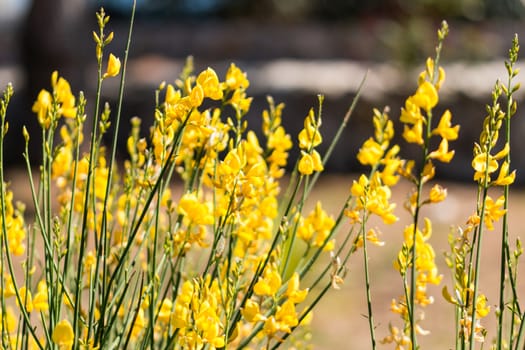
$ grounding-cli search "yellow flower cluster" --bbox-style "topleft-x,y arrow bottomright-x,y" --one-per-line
443,37 -> 520,347
384,23 -> 455,348
471,84 -> 516,186
401,58 -> 458,163
263,97 -> 293,179
297,108 -> 324,175
8,47 -> 317,348
297,202 -> 335,251
32,71 -> 77,128
248,270 -> 308,338
346,108 -> 400,240
391,219 -> 442,314
0,188 -> 26,256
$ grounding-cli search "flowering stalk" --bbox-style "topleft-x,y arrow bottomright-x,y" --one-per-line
464,37 -> 520,347
496,34 -> 521,350
344,106 -> 401,348
383,21 -> 453,350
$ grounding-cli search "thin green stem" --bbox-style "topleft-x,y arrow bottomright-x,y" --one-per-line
281,176 -> 309,277
469,186 -> 488,348
498,35 -> 520,349
361,213 -> 376,349
306,72 -> 366,196
92,2 -> 136,345
73,17 -> 106,346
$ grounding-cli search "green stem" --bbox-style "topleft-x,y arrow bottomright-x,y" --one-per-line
361,214 -> 376,349
306,72 -> 366,196
92,2 -> 136,345
281,176 -> 309,277
468,183 -> 489,348
73,19 -> 105,347
515,311 -> 525,350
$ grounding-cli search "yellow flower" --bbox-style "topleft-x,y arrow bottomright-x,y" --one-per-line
483,195 -> 506,230
225,63 -> 249,90
189,83 -> 204,107
230,88 -> 253,112
32,89 -> 53,127
103,53 -> 121,79
254,266 -> 282,296
421,161 -> 436,184
413,81 -> 438,112
494,143 -> 510,160
32,72 -> 77,125
130,308 -> 146,339
298,109 -> 322,149
194,301 -> 224,347
428,138 -> 455,163
298,202 -> 335,250
357,137 -> 384,166
33,280 -> 49,312
429,184 -> 447,203
402,119 -> 424,145
275,299 -> 299,332
3,274 -> 16,298
369,191 -> 398,224
52,319 -> 74,349
432,110 -> 459,141
298,150 -> 323,175
268,126 -> 292,151
178,192 -> 214,225
350,174 -> 368,198
165,83 -> 180,105
54,75 -> 76,118
196,67 -> 223,100
419,58 -> 446,90
157,298 -> 173,323
263,316 -> 280,336
242,299 -> 265,322
475,294 -> 490,318
472,153 -> 498,182
492,161 -> 515,186
355,228 -> 385,248
0,307 -> 16,334
286,272 -> 309,304
380,324 -> 412,349
52,145 -> 73,184
400,96 -> 423,124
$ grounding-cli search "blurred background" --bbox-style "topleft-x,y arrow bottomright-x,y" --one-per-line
1,0 -> 525,180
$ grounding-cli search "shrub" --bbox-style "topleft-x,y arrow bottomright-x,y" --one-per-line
0,5 -> 523,350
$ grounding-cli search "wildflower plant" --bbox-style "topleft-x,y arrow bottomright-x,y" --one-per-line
443,35 -> 523,349
375,22 -> 454,350
0,4 -> 525,350
0,5 -> 362,350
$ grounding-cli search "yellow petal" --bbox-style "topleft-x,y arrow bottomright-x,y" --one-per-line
103,53 -> 121,78
52,319 -> 74,349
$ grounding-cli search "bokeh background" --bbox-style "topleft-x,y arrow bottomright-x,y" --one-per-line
2,0 -> 525,178
1,0 -> 525,348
